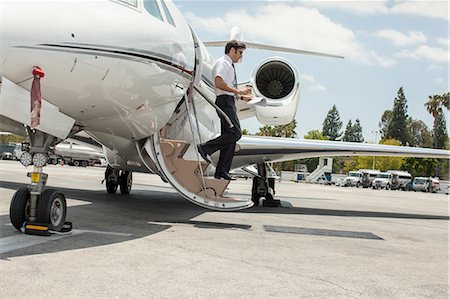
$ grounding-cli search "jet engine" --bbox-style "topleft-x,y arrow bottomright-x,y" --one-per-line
250,57 -> 300,125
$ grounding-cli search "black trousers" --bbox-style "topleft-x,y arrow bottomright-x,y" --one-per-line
202,95 -> 242,175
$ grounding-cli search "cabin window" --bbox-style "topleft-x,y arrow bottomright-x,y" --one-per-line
161,1 -> 176,27
143,0 -> 163,21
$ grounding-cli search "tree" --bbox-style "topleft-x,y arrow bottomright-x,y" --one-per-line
304,130 -> 328,140
379,109 -> 393,140
256,125 -> 275,137
241,128 -> 250,135
273,119 -> 297,138
342,120 -> 353,142
407,118 -> 432,148
424,94 -> 441,118
424,93 -> 449,149
0,134 -> 25,143
322,105 -> 342,140
386,87 -> 409,145
352,119 -> 364,142
401,158 -> 440,178
442,92 -> 449,110
343,139 -> 405,172
433,110 -> 448,149
257,120 -> 297,138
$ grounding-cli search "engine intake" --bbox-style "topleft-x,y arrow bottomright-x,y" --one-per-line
255,60 -> 295,99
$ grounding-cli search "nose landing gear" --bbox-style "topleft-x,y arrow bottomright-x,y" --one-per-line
9,130 -> 72,236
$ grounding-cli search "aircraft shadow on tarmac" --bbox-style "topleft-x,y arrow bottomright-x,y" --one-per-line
0,180 -> 448,259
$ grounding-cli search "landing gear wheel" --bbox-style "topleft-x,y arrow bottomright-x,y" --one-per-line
37,189 -> 67,231
107,180 -> 118,193
105,165 -> 118,193
9,187 -> 31,231
119,171 -> 132,195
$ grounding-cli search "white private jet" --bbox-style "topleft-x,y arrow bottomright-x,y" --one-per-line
0,0 -> 448,234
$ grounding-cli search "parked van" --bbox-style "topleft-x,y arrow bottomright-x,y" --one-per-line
413,177 -> 440,193
387,170 -> 412,190
359,169 -> 380,188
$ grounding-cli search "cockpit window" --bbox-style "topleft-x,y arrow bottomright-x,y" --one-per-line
143,0 -> 163,21
161,1 -> 176,27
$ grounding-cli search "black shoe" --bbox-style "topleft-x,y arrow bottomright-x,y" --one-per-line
214,172 -> 236,181
197,144 -> 212,164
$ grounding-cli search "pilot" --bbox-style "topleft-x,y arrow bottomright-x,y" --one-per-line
197,40 -> 252,180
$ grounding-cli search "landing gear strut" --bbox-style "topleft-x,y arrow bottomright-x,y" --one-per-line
104,165 -> 133,195
251,163 -> 281,207
10,129 -> 71,235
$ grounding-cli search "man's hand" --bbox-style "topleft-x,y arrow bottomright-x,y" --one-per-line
236,86 -> 252,95
240,94 -> 253,102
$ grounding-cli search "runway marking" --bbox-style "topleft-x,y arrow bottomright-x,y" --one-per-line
0,228 -> 132,255
147,220 -> 251,230
264,225 -> 384,240
0,233 -> 74,254
73,229 -> 132,237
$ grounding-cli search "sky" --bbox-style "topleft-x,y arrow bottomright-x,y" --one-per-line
173,0 -> 449,143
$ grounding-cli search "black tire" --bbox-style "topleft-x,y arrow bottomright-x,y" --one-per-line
9,187 -> 31,231
81,160 -> 88,167
105,165 -> 118,193
106,180 -> 118,193
37,189 -> 67,231
73,160 -> 80,167
119,171 -> 132,195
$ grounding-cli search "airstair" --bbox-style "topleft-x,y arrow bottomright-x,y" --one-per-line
305,157 -> 332,183
142,90 -> 253,210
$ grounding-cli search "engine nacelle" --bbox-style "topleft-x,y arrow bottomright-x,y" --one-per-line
250,57 -> 300,125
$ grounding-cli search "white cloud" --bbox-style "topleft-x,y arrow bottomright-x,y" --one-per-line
391,1 -> 449,21
374,29 -> 427,46
433,78 -> 445,86
428,64 -> 444,72
395,45 -> 449,62
415,45 -> 449,62
303,0 -> 449,21
436,37 -> 450,47
300,74 -> 316,83
300,74 -> 327,92
185,4 -> 394,67
310,84 -> 327,92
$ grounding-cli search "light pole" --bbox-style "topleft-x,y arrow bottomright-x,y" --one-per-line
371,130 -> 379,169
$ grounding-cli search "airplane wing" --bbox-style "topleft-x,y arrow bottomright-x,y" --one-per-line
229,135 -> 449,169
203,41 -> 344,59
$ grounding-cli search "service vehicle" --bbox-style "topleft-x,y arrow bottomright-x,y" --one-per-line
387,170 -> 412,190
372,172 -> 392,189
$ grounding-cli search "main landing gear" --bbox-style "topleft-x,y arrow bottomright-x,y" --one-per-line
104,165 -> 133,195
251,163 -> 281,207
10,129 -> 72,236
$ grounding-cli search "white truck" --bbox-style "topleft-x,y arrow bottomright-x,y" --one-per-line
343,171 -> 362,187
371,172 -> 392,189
343,169 -> 379,187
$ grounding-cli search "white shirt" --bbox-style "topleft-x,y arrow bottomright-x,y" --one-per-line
212,54 -> 236,96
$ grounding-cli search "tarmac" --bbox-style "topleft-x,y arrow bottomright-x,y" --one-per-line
0,160 -> 448,298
